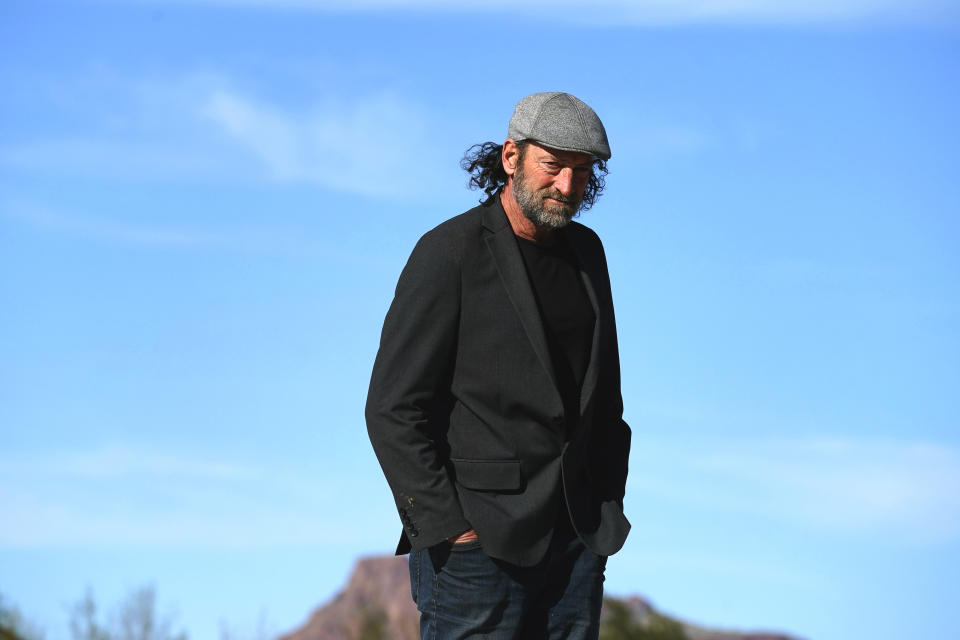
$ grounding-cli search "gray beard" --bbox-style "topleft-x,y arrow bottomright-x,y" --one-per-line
512,164 -> 581,230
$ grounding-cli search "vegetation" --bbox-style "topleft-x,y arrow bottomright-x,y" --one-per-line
0,593 -> 43,640
356,609 -> 387,640
217,609 -> 274,640
68,586 -> 186,640
3,587 -> 271,640
600,598 -> 688,640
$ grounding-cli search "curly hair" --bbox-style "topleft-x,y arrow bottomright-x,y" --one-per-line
460,141 -> 608,211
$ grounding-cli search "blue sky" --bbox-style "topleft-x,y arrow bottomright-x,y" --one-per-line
1,1 -> 958,639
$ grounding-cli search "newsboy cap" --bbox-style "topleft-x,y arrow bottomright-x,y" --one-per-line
507,92 -> 611,160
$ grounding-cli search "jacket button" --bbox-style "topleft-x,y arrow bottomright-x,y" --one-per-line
408,528 -> 419,537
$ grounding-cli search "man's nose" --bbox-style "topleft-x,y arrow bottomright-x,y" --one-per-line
554,168 -> 574,195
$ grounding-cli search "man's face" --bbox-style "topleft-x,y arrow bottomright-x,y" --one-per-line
511,142 -> 594,230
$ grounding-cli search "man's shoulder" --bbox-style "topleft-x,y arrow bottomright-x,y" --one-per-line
414,200 -> 498,251
563,219 -> 605,252
426,201 -> 492,235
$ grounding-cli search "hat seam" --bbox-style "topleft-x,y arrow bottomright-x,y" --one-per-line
572,100 -> 589,148
528,92 -> 561,141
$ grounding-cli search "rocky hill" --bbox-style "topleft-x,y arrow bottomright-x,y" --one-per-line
278,555 -> 804,640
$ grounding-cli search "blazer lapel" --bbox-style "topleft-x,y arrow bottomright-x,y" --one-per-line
481,200 -> 559,393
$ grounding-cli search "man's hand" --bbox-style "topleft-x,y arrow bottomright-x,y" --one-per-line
447,529 -> 479,544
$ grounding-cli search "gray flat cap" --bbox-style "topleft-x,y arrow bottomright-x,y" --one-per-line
507,92 -> 611,160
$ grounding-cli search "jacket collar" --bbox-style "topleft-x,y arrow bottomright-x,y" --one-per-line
481,194 -> 603,427
480,193 -> 512,233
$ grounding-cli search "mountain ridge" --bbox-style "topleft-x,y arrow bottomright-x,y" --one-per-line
278,555 -> 805,640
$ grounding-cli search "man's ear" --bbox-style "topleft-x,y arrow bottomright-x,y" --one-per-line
502,139 -> 519,177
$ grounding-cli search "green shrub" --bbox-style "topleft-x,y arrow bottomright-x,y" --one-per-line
600,598 -> 687,640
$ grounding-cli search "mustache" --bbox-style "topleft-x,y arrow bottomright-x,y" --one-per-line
540,190 -> 575,205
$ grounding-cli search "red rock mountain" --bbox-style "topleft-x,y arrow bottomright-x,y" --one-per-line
279,555 -> 804,640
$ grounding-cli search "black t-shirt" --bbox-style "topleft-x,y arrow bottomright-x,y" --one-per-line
516,233 -> 595,438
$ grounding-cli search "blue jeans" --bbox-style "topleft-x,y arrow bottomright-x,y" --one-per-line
409,533 -> 606,640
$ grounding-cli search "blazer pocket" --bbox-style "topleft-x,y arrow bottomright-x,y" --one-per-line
451,458 -> 522,492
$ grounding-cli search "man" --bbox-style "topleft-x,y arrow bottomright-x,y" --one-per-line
366,92 -> 631,640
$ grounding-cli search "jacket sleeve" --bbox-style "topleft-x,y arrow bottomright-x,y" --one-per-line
588,236 -> 632,505
365,228 -> 472,550
592,342 -> 631,505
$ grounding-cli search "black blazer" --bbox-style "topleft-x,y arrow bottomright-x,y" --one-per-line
366,196 -> 630,567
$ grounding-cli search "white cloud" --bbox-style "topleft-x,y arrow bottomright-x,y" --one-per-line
0,137 -> 223,180
630,435 -> 960,543
0,200 -> 407,269
0,70 -> 453,200
0,487 -> 365,548
200,89 -> 441,197
4,436 -> 958,549
0,68 -> 726,201
126,0 -> 960,26
0,443 -> 395,548
0,201 -> 265,251
0,71 -> 230,182
0,444 -> 251,480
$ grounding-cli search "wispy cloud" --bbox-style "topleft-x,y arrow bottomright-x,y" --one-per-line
0,444 -> 251,480
0,137 -> 224,181
0,201 -> 423,280
1,69 -> 723,201
0,443 -> 394,548
127,0 -> 960,26
200,88 -> 443,197
0,488 -> 365,548
0,71 -> 453,201
630,435 -> 960,543
0,200 -> 395,268
0,201 -> 268,251
0,71 -> 231,183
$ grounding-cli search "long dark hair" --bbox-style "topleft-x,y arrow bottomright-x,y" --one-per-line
460,141 -> 608,211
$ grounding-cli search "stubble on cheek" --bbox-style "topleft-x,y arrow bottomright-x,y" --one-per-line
513,165 -> 581,230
